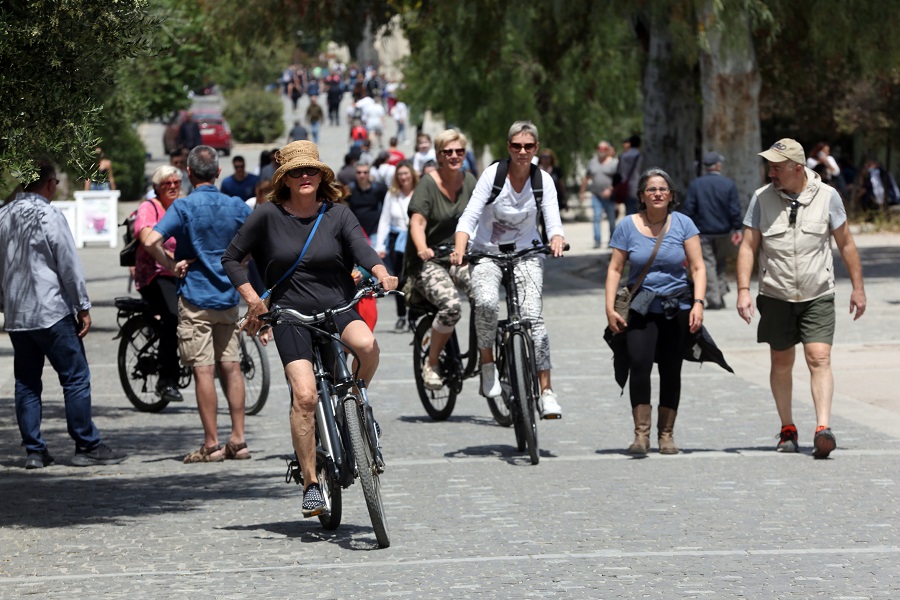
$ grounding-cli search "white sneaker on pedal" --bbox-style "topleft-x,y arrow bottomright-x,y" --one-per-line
481,362 -> 502,398
539,389 -> 562,419
422,362 -> 444,390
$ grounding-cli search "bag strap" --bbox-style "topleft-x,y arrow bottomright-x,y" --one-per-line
486,159 -> 544,206
260,202 -> 326,301
630,214 -> 670,292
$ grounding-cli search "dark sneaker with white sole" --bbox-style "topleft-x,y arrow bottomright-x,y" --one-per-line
302,483 -> 328,517
72,443 -> 127,467
813,427 -> 836,459
25,450 -> 55,470
776,424 -> 798,453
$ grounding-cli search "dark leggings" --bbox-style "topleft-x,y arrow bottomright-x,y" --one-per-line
138,276 -> 180,384
385,231 -> 406,318
625,310 -> 690,410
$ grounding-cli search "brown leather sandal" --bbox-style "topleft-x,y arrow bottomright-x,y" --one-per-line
224,441 -> 251,460
183,444 -> 225,463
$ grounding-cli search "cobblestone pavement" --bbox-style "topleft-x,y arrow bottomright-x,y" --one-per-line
3,94 -> 900,598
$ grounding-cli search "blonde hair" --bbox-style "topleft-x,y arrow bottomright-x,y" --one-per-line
434,129 -> 468,155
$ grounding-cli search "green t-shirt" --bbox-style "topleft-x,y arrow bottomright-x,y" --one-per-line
403,171 -> 476,275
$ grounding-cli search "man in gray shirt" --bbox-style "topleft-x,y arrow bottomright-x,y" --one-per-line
0,160 -> 127,469
579,140 -> 619,249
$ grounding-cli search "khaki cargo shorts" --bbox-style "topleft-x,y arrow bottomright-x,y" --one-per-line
176,296 -> 240,367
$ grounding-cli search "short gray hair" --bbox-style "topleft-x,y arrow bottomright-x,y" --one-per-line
151,165 -> 182,188
187,145 -> 219,183
507,120 -> 539,143
637,168 -> 679,212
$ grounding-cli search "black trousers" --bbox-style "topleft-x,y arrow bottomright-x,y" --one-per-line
138,276 -> 180,384
385,231 -> 406,318
625,309 -> 690,410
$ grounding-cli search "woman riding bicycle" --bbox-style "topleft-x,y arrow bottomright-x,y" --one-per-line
451,120 -> 566,419
222,140 -> 397,517
403,129 -> 477,391
133,165 -> 185,404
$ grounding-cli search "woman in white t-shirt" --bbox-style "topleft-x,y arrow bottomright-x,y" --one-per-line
375,160 -> 417,330
451,121 -> 567,419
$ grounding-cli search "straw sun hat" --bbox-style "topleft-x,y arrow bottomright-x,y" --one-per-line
271,140 -> 335,190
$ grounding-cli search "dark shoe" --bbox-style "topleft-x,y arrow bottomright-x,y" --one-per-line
394,317 -> 407,332
705,301 -> 725,310
813,427 -> 836,459
776,424 -> 799,453
25,449 -> 55,470
72,443 -> 127,467
157,383 -> 184,403
302,483 -> 328,517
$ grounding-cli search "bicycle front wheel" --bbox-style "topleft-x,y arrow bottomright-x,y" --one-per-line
412,314 -> 457,420
487,336 -> 513,427
217,334 -> 271,415
118,316 -> 170,413
316,452 -> 343,530
344,396 -> 390,548
511,334 -> 539,465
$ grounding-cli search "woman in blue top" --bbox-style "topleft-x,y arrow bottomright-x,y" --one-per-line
605,168 -> 706,456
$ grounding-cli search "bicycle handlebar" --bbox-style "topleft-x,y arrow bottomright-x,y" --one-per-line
465,241 -> 570,263
259,282 -> 403,327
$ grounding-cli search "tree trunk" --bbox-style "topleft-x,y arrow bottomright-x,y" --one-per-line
641,18 -> 700,198
698,3 -> 762,211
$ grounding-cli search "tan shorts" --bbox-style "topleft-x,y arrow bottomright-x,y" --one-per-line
176,297 -> 240,367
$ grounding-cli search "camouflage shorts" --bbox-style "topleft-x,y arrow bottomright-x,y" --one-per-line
412,260 -> 472,332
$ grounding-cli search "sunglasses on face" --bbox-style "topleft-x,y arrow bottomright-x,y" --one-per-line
441,148 -> 465,157
509,142 -> 536,152
789,199 -> 800,225
159,180 -> 181,188
287,167 -> 320,178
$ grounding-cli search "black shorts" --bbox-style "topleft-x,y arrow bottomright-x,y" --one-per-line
272,309 -> 362,366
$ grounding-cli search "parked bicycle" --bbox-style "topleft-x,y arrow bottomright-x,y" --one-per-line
114,296 -> 270,414
464,241 -> 567,465
261,282 -> 396,549
409,245 -> 511,425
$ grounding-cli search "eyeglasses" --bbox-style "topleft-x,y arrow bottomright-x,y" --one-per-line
234,164 -> 246,170
509,142 -> 536,152
51,178 -> 60,185
356,169 -> 370,175
159,180 -> 181,188
441,148 -> 465,157
287,167 -> 320,178
644,187 -> 670,194
789,199 -> 799,225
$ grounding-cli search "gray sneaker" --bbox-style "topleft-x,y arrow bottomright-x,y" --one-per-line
72,443 -> 127,467
25,449 -> 55,470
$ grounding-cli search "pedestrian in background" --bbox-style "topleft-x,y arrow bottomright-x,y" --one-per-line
306,95 -> 324,144
375,160 -> 418,331
220,155 -> 259,201
616,135 -> 643,215
579,140 -> 619,249
737,138 -> 866,459
346,160 -> 386,247
681,152 -> 743,310
0,159 -> 127,469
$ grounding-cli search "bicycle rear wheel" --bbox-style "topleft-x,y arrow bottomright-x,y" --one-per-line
412,314 -> 457,420
344,396 -> 390,548
217,334 -> 271,415
117,316 -> 170,413
511,334 -> 539,465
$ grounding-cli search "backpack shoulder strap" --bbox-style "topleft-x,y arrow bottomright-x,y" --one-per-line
530,163 -> 543,206
487,159 -> 510,205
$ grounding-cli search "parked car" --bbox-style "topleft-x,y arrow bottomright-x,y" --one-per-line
163,110 -> 233,156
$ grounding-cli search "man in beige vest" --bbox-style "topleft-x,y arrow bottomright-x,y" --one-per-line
736,138 -> 866,459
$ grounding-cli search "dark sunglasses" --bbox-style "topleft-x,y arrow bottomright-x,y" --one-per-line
441,148 -> 465,157
789,199 -> 800,225
287,167 -> 320,178
509,142 -> 536,152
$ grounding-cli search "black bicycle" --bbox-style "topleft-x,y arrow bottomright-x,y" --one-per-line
114,297 -> 271,414
408,245 -> 511,425
465,241 -> 565,465
261,283 -> 397,549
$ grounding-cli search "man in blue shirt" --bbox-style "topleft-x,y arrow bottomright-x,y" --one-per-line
144,146 -> 253,463
0,160 -> 126,469
681,152 -> 743,309
219,155 -> 259,201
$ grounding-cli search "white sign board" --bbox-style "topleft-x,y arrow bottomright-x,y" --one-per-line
73,190 -> 120,248
54,201 -> 78,245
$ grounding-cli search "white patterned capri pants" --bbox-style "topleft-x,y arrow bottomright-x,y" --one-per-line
470,255 -> 551,371
413,261 -> 472,333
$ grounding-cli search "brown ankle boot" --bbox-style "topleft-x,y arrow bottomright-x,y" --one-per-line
657,406 -> 678,454
627,405 -> 652,455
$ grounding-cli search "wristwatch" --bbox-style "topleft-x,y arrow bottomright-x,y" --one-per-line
693,299 -> 705,306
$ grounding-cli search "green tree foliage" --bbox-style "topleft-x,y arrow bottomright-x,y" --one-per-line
224,88 -> 284,143
0,1 -> 153,186
398,1 -> 641,178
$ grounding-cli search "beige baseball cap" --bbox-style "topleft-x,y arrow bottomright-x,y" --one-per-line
759,138 -> 805,164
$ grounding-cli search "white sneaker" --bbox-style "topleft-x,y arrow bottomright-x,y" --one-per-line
422,362 -> 443,390
539,389 -> 562,419
481,362 -> 502,397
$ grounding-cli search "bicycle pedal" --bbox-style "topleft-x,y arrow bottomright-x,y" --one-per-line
284,459 -> 302,485
375,451 -> 386,474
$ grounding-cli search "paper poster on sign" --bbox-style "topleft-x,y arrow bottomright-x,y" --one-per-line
74,190 -> 120,248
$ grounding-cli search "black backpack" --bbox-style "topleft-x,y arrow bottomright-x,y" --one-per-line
486,158 -> 548,243
119,200 -> 159,267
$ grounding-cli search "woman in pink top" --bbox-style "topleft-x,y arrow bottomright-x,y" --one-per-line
133,165 -> 184,403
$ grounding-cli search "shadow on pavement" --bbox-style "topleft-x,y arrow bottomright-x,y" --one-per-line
221,520 -> 384,551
